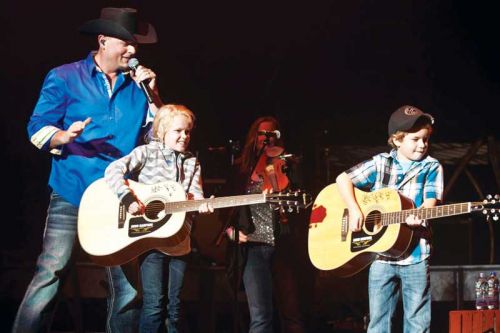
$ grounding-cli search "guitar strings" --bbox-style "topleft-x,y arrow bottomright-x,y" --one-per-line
361,202 -> 476,225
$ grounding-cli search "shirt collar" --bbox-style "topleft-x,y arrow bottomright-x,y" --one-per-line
389,149 -> 432,167
153,141 -> 193,159
84,52 -> 132,78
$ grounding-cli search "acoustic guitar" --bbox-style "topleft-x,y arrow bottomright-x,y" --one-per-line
78,178 -> 311,266
308,183 -> 499,277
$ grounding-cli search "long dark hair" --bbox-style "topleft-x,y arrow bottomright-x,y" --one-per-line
239,116 -> 284,173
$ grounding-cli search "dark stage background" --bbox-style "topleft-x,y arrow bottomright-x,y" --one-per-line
1,0 -> 499,332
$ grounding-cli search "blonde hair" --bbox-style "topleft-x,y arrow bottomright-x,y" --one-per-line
388,123 -> 433,149
151,104 -> 195,142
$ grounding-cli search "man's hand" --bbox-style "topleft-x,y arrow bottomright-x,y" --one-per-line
131,65 -> 158,94
131,65 -> 162,110
50,117 -> 92,148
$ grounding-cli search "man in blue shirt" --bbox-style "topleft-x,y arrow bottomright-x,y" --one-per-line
13,7 -> 163,333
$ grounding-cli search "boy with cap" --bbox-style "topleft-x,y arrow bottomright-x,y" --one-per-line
336,105 -> 443,332
13,7 -> 163,333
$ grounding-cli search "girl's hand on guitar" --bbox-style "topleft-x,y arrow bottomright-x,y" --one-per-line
236,230 -> 248,243
348,207 -> 364,232
128,200 -> 145,215
198,195 -> 215,214
225,227 -> 248,243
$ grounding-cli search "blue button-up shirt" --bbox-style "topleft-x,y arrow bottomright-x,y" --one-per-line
27,52 -> 151,206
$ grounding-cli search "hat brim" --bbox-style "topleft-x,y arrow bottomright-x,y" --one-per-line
388,113 -> 434,136
79,19 -> 157,44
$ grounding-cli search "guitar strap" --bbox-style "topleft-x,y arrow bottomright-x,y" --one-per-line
381,156 -> 393,186
184,155 -> 198,192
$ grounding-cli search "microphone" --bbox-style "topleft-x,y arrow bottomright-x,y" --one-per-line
279,153 -> 302,163
257,130 -> 281,139
127,58 -> 153,104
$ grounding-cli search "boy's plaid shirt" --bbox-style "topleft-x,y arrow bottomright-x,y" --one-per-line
346,149 -> 444,265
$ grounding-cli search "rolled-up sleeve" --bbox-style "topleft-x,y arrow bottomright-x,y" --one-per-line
27,69 -> 67,153
346,158 -> 377,190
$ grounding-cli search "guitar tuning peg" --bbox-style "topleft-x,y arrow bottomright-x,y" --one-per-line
493,215 -> 499,221
486,194 -> 493,200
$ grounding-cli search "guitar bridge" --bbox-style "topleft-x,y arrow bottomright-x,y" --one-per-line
341,208 -> 348,242
118,203 -> 126,229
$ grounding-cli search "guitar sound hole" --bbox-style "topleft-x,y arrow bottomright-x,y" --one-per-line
365,210 -> 382,233
144,200 -> 165,220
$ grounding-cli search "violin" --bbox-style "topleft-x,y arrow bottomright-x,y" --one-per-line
252,145 -> 292,226
252,145 -> 289,192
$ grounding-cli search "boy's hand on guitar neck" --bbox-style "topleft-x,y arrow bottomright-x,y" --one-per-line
405,199 -> 437,227
186,192 -> 214,214
198,195 -> 215,214
405,214 -> 424,226
347,207 -> 424,231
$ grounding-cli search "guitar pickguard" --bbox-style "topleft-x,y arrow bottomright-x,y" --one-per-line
128,196 -> 174,237
350,227 -> 387,252
129,214 -> 172,237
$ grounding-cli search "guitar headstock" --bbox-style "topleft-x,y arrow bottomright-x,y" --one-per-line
474,194 -> 500,221
266,190 -> 313,212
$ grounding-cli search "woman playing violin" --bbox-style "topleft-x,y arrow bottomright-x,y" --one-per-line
224,116 -> 310,333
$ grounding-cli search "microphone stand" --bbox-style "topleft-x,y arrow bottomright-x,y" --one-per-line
215,137 -> 270,333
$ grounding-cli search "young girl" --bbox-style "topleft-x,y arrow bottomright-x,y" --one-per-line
104,104 -> 213,333
224,116 -> 307,333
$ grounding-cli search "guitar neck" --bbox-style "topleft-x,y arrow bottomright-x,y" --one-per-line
381,202 -> 480,226
164,193 -> 266,214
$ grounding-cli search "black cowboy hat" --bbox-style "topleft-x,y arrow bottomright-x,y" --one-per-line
79,7 -> 157,44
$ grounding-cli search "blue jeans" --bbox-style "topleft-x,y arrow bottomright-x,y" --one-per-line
243,244 -> 275,333
106,253 -> 187,333
368,259 -> 431,333
166,257 -> 187,333
12,192 -> 79,333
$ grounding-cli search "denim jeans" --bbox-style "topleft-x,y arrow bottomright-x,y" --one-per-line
106,253 -> 187,333
166,257 -> 187,333
368,259 -> 430,333
12,192 -> 79,333
243,244 -> 275,333
106,251 -> 164,333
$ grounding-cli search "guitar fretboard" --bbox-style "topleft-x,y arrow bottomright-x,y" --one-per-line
164,193 -> 266,214
381,202 -> 480,226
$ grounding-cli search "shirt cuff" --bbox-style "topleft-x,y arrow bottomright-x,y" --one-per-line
119,192 -> 136,210
31,126 -> 62,154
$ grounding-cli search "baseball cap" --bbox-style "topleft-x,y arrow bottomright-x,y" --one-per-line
388,105 -> 434,136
